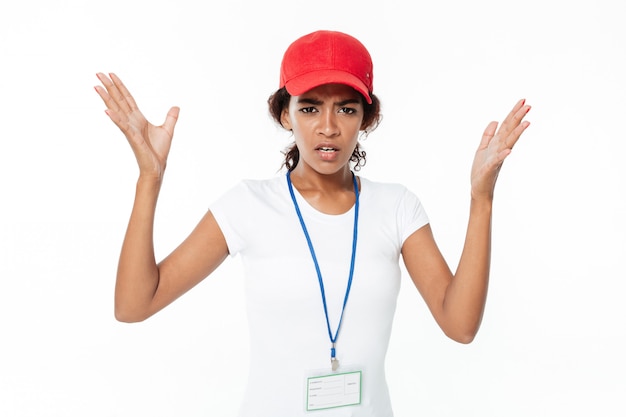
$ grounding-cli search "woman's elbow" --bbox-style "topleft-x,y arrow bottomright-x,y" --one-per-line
443,324 -> 480,344
449,331 -> 477,344
114,305 -> 150,323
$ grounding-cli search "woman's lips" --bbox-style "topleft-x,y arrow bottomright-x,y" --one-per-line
316,146 -> 339,161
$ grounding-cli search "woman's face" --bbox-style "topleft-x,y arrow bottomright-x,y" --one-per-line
281,83 -> 365,177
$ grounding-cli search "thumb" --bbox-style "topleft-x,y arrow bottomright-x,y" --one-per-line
162,106 -> 180,137
478,121 -> 498,149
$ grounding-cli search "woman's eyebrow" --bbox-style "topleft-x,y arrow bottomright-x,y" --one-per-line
296,97 -> 361,106
296,97 -> 323,105
335,98 -> 361,106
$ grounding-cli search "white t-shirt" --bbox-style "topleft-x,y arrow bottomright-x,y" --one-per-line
210,174 -> 429,417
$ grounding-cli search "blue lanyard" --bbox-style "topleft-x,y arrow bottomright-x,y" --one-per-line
286,171 -> 360,368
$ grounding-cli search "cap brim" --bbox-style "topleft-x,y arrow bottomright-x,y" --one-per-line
284,69 -> 372,104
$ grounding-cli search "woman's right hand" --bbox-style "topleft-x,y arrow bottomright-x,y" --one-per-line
95,73 -> 179,180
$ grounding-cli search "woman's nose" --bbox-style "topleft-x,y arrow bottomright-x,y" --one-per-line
317,111 -> 339,136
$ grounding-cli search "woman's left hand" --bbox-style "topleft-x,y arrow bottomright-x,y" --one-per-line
470,99 -> 531,200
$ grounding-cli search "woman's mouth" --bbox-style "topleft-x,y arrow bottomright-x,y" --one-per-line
317,147 -> 337,153
316,146 -> 339,161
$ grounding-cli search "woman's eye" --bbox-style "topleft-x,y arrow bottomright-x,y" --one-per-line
339,107 -> 357,114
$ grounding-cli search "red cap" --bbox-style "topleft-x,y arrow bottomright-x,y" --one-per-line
279,30 -> 373,104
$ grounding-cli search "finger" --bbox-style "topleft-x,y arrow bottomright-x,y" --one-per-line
494,148 -> 512,166
95,72 -> 125,112
96,72 -> 132,113
109,73 -> 139,111
497,99 -> 531,137
162,106 -> 180,137
93,83 -> 116,110
478,121 -> 498,149
503,119 -> 531,150
507,98 -> 526,120
94,86 -> 127,133
94,86 -> 130,134
94,74 -> 124,113
103,106 -> 133,135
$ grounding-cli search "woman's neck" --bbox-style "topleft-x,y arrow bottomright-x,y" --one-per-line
289,165 -> 358,215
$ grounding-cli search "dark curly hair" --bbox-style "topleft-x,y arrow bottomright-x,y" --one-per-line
267,87 -> 381,171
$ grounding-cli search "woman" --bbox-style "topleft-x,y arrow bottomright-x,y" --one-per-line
95,30 -> 530,416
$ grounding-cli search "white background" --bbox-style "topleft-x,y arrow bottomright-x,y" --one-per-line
1,0 -> 624,416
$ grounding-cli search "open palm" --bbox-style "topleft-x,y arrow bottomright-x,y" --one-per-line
95,73 -> 179,178
470,99 -> 531,200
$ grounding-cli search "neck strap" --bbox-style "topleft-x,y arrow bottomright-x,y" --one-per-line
286,171 -> 360,370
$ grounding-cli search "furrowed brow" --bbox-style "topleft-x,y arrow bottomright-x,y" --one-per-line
335,98 -> 361,106
296,98 -> 323,105
296,97 -> 361,107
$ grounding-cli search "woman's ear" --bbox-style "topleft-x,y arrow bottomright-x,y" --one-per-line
280,109 -> 292,130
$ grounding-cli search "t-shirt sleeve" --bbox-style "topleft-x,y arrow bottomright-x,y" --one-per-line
209,182 -> 248,257
399,186 -> 429,245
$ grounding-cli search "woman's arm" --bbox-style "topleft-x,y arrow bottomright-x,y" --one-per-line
95,73 -> 228,322
402,99 -> 531,343
115,179 -> 228,323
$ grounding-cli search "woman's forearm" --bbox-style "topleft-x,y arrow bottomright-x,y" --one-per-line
114,176 -> 163,322
442,197 -> 493,343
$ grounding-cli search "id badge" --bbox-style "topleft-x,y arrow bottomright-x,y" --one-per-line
305,370 -> 362,411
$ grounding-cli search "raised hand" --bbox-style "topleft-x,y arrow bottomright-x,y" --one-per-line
470,99 -> 531,200
94,73 -> 179,179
